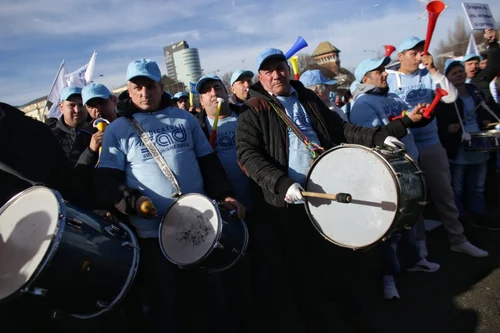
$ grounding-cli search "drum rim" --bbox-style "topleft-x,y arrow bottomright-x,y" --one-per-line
158,193 -> 223,268
304,144 -> 403,250
0,186 -> 66,302
205,218 -> 250,273
468,130 -> 500,137
71,222 -> 140,319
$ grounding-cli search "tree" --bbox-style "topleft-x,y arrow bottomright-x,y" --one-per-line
220,71 -> 233,92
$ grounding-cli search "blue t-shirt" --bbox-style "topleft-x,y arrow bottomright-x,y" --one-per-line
387,69 -> 439,148
205,112 -> 253,210
98,107 -> 213,238
450,95 -> 489,165
275,88 -> 320,189
350,92 -> 419,161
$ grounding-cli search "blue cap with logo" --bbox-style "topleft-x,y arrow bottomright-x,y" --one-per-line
354,57 -> 391,82
195,74 -> 223,94
300,70 -> 336,87
126,58 -> 162,82
397,36 -> 425,54
60,86 -> 82,101
444,59 -> 464,75
256,48 -> 287,70
230,70 -> 254,86
173,92 -> 189,100
82,83 -> 112,105
463,53 -> 481,63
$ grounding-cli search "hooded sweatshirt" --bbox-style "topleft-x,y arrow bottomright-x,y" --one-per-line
350,84 -> 419,160
386,68 -> 457,148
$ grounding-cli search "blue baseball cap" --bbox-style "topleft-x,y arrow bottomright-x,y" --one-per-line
126,58 -> 162,82
463,53 -> 481,63
60,86 -> 82,101
350,81 -> 359,94
82,83 -> 112,105
173,92 -> 189,100
300,70 -> 336,87
354,57 -> 391,82
444,59 -> 464,75
397,37 -> 425,54
230,70 -> 254,86
195,74 -> 223,94
256,48 -> 287,70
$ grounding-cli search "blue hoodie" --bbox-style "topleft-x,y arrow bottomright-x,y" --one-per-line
350,84 -> 419,160
386,68 -> 457,148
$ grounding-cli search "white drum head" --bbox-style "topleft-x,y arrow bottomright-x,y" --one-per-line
0,187 -> 61,300
160,194 -> 219,265
305,145 -> 398,249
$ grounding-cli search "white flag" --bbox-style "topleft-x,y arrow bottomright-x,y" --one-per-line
466,33 -> 479,56
85,51 -> 97,84
65,63 -> 89,88
46,60 -> 66,105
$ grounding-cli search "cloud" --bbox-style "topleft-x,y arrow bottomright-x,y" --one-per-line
0,0 -> 499,106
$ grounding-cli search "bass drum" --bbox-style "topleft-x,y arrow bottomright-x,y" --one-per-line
0,186 -> 140,319
304,144 -> 426,250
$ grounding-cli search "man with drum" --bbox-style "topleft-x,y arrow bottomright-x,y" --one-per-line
236,48 -> 411,332
350,56 -> 440,299
94,58 -> 244,332
387,36 -> 488,258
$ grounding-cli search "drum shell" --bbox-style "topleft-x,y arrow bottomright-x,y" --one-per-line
464,131 -> 500,152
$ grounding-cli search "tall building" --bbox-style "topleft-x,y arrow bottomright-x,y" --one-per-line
163,41 -> 202,91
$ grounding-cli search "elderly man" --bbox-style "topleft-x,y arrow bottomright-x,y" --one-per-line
52,86 -> 102,167
236,48 -> 411,332
95,59 -> 243,332
387,36 -> 488,258
350,56 -> 439,299
229,69 -> 254,105
299,69 -> 346,120
82,83 -> 118,123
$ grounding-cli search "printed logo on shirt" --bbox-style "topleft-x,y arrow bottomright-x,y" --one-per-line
139,124 -> 189,158
383,102 -> 406,117
292,113 -> 312,131
217,130 -> 236,149
396,84 -> 432,106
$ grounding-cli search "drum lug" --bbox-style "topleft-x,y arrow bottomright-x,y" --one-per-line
105,224 -> 121,237
418,201 -> 428,206
96,300 -> 110,309
121,241 -> 135,249
67,218 -> 83,229
399,207 -> 406,214
414,170 -> 425,175
395,172 -> 401,177
215,242 -> 225,250
22,287 -> 48,296
403,225 -> 412,230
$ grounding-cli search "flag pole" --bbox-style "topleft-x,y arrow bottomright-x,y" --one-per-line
42,59 -> 65,122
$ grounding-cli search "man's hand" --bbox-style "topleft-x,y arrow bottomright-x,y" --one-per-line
448,123 -> 461,133
484,28 -> 497,44
221,196 -> 246,219
89,131 -> 104,152
407,103 -> 430,123
135,196 -> 158,219
383,136 -> 407,151
421,54 -> 437,74
284,183 -> 304,204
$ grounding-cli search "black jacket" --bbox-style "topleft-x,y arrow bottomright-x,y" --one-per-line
236,80 -> 413,207
94,94 -> 234,216
0,102 -> 88,207
471,41 -> 500,103
436,84 -> 500,159
51,117 -> 98,167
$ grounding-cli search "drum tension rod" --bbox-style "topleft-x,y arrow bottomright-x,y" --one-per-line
301,191 -> 352,203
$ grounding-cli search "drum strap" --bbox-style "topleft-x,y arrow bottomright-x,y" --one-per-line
127,117 -> 183,197
268,102 -> 324,160
0,161 -> 42,186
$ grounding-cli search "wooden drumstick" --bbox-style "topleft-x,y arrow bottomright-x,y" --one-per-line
486,122 -> 500,128
302,191 -> 352,203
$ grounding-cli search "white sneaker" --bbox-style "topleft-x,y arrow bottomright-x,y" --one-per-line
417,239 -> 428,258
450,241 -> 489,258
383,275 -> 400,300
406,259 -> 440,272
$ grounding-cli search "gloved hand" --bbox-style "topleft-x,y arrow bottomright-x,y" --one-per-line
383,136 -> 407,151
284,182 -> 304,203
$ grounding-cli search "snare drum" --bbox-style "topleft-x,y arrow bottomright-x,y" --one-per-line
464,130 -> 500,152
0,186 -> 139,319
304,144 -> 426,250
159,193 -> 248,273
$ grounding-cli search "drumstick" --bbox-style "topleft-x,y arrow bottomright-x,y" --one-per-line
209,98 -> 224,148
486,122 -> 500,128
302,191 -> 352,203
462,103 -> 483,123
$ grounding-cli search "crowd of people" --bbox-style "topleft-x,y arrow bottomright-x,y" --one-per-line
0,27 -> 499,333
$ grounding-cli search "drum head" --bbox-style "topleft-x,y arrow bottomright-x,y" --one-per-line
0,187 -> 61,300
159,194 -> 220,266
305,145 -> 399,249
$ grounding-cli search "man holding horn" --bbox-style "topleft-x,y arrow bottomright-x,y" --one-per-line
236,47 -> 412,332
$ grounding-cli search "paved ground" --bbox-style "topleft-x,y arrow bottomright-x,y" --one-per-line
344,204 -> 500,333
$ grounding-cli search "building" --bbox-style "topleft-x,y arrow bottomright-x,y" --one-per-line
163,41 -> 202,91
18,96 -> 47,121
312,41 -> 341,74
